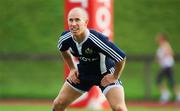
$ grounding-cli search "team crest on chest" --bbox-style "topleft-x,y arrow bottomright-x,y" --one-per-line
85,48 -> 93,54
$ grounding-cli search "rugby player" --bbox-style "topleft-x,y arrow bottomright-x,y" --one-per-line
52,7 -> 127,111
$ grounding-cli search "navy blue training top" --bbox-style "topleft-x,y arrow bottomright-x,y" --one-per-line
57,29 -> 126,81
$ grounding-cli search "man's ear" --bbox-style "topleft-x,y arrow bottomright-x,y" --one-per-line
85,19 -> 89,25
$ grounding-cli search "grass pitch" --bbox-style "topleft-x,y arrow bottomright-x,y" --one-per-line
0,104 -> 179,111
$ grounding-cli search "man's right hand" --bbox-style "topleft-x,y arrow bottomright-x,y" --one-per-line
67,69 -> 80,84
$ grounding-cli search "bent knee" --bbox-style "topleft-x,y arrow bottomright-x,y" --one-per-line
53,98 -> 68,110
112,104 -> 127,111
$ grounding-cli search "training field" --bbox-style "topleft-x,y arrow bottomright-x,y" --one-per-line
0,100 -> 179,111
0,104 -> 179,111
1,1 -> 180,111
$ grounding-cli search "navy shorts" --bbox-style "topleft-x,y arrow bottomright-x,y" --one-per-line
66,76 -> 122,95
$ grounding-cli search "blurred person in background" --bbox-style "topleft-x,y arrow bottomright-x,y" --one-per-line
52,7 -> 127,111
155,33 -> 180,103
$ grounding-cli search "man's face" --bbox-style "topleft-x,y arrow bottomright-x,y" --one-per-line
68,10 -> 88,37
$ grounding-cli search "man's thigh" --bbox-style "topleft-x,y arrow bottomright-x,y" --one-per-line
54,81 -> 83,105
105,85 -> 126,109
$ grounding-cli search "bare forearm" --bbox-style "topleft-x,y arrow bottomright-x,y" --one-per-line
113,57 -> 126,79
61,51 -> 76,70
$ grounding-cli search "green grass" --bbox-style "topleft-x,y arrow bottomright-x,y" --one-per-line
0,104 -> 178,111
0,60 -> 64,99
115,0 -> 180,54
1,0 -> 180,101
0,104 -> 51,111
0,0 -> 64,53
0,0 -> 180,54
1,60 -> 180,100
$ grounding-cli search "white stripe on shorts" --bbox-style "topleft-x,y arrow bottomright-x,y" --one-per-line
103,80 -> 123,95
65,81 -> 85,94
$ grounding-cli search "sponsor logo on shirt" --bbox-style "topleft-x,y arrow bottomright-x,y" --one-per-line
79,56 -> 98,62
